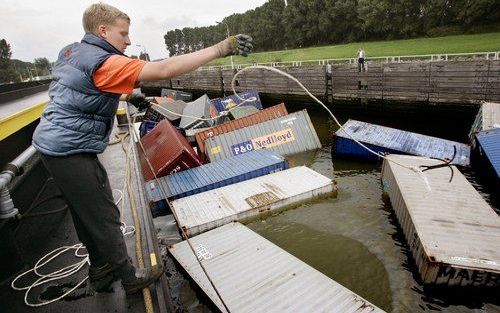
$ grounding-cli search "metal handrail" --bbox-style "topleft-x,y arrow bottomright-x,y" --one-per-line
0,146 -> 37,219
199,51 -> 500,71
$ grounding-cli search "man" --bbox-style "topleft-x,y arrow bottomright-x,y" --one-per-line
32,3 -> 252,294
357,47 -> 365,72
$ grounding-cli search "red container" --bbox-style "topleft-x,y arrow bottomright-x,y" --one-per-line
195,103 -> 288,163
138,119 -> 202,181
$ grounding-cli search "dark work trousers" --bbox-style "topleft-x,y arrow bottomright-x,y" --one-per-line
358,58 -> 365,72
40,153 -> 135,279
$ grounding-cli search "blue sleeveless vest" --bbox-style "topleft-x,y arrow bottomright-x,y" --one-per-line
33,33 -> 125,156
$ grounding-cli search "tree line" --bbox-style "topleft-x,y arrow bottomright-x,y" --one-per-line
0,39 -> 51,84
163,0 -> 500,57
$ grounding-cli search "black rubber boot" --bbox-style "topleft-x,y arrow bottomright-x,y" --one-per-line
88,263 -> 114,281
121,265 -> 164,295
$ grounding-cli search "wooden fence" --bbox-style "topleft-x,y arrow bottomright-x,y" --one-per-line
143,60 -> 500,105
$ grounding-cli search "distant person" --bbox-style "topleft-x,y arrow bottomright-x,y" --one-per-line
326,61 -> 332,78
357,48 -> 365,72
32,2 -> 253,295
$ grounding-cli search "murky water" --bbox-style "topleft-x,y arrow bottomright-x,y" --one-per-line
245,104 -> 500,313
166,101 -> 499,313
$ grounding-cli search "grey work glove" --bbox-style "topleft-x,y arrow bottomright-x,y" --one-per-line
215,34 -> 253,57
125,93 -> 150,111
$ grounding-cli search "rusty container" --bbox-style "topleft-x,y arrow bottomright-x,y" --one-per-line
195,103 -> 288,163
138,119 -> 202,181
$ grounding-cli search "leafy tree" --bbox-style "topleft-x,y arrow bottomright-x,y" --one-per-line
34,57 -> 51,76
456,0 -> 500,26
0,39 -> 16,83
162,0 -> 500,56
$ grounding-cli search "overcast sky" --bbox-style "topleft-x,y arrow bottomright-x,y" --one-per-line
1,0 -> 268,62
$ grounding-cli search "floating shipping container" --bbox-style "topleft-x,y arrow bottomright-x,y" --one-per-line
139,120 -> 158,137
169,222 -> 384,313
205,110 -> 321,162
210,90 -> 262,116
333,119 -> 471,166
171,166 -> 336,236
138,119 -> 202,181
161,88 -> 193,101
144,97 -> 185,123
145,150 -> 288,215
228,105 -> 260,120
179,94 -> 213,130
473,128 -> 500,182
195,103 -> 288,162
381,154 -> 500,287
469,101 -> 500,144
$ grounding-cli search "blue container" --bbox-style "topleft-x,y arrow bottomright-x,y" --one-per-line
210,90 -> 263,115
145,149 -> 288,215
474,128 -> 500,181
139,120 -> 159,137
333,120 -> 471,166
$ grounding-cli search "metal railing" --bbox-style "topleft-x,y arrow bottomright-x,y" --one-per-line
0,146 -> 37,219
199,51 -> 500,71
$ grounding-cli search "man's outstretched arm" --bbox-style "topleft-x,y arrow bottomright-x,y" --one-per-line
137,34 -> 252,82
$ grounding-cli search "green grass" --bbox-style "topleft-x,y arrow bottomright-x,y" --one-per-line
208,32 -> 500,66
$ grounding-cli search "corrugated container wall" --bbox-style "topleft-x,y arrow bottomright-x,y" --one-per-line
161,88 -> 193,101
145,150 -> 289,215
469,102 -> 500,143
229,106 -> 260,119
169,222 -> 384,313
381,154 -> 500,287
144,97 -> 185,123
333,119 -> 471,166
179,94 -> 213,130
195,103 -> 288,163
205,110 -> 321,162
171,166 -> 336,236
138,119 -> 202,181
474,128 -> 500,181
210,90 -> 262,116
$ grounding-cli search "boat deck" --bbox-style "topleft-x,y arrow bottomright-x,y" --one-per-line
0,113 -> 171,312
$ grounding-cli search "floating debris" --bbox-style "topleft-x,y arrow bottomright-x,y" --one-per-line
229,105 -> 260,119
179,94 -> 213,130
381,154 -> 500,287
161,88 -> 193,101
469,101 -> 500,144
138,119 -> 201,181
145,150 -> 288,216
144,96 -> 186,123
209,90 -> 262,117
333,119 -> 471,166
473,128 -> 500,183
171,166 -> 336,236
205,110 -> 321,162
195,103 -> 288,163
169,222 -> 384,313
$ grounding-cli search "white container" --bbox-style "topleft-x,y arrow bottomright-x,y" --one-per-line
171,166 -> 336,236
169,222 -> 384,313
381,154 -> 500,287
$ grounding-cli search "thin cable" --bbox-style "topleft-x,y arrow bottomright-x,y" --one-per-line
130,113 -> 232,313
231,65 -> 423,173
11,244 -> 89,307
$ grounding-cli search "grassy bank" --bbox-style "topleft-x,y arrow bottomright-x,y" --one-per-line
208,32 -> 500,66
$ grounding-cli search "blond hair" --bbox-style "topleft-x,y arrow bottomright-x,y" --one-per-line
82,2 -> 130,34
